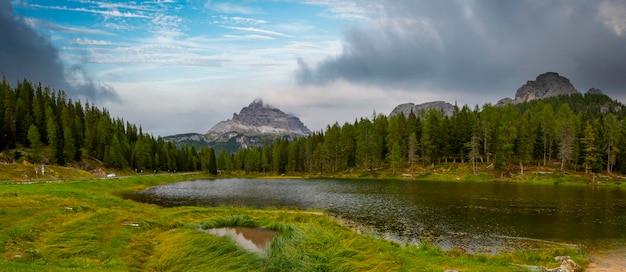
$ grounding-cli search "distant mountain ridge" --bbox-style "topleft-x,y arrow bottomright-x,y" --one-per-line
391,71 -> 620,117
164,99 -> 310,152
390,101 -> 455,117
495,72 -> 580,106
206,99 -> 310,141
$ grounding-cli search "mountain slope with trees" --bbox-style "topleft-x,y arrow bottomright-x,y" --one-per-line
3,76 -> 626,180
224,93 -> 626,178
0,77 -> 217,174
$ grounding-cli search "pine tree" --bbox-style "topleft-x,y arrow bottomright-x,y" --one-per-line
63,127 -> 75,163
556,104 -> 576,172
516,110 -> 534,175
602,113 -> 620,174
217,148 -> 226,171
27,124 -> 42,162
581,123 -> 598,175
46,106 -> 64,165
106,135 -> 128,169
207,148 -> 217,175
389,142 -> 402,175
407,132 -> 418,171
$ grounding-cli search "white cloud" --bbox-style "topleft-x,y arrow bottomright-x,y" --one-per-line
205,1 -> 261,14
213,15 -> 267,25
24,18 -> 114,35
29,4 -> 150,18
71,38 -> 112,45
599,1 -> 626,36
223,26 -> 292,37
222,34 -> 275,40
302,0 -> 379,20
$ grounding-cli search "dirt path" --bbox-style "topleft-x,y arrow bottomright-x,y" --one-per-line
586,247 -> 626,272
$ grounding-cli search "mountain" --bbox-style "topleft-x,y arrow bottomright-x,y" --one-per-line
206,98 -> 310,140
497,72 -> 579,106
391,71 -> 622,117
164,99 -> 311,153
389,101 -> 455,117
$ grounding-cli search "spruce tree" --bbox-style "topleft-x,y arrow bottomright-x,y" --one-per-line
208,148 -> 217,175
27,124 -> 42,162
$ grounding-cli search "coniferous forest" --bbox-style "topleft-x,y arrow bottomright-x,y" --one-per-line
3,77 -> 626,177
0,78 -> 216,173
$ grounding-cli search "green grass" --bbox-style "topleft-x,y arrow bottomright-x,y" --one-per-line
0,174 -> 588,271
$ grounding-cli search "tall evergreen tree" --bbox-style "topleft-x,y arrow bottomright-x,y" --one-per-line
602,113 -> 620,174
63,127 -> 75,163
581,123 -> 599,175
207,148 -> 218,175
46,106 -> 64,165
556,104 -> 576,172
389,142 -> 402,175
27,124 -> 42,162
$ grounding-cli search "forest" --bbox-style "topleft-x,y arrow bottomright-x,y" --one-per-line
226,92 -> 626,177
0,77 -> 217,173
2,77 -> 626,177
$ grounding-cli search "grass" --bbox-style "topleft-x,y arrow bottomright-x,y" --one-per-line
0,173 -> 588,271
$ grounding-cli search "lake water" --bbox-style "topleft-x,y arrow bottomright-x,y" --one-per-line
202,227 -> 277,256
125,178 -> 626,254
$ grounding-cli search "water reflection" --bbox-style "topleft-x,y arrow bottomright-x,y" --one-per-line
126,178 -> 626,254
203,227 -> 277,256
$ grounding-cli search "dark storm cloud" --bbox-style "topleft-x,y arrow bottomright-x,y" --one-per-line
0,0 -> 119,102
297,0 -> 626,98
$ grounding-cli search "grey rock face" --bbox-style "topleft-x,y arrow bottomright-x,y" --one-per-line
586,87 -> 603,95
390,101 -> 455,117
203,99 -> 310,150
495,97 -> 514,107
206,99 -> 310,138
514,72 -> 579,103
164,99 -> 311,152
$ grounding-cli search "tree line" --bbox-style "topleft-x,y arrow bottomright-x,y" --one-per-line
225,93 -> 626,176
1,77 -> 218,173
3,77 -> 626,177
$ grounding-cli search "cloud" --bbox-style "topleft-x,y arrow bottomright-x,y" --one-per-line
29,3 -> 150,18
223,26 -> 292,37
213,15 -> 267,25
24,17 -> 114,35
222,34 -> 275,41
71,38 -> 113,45
296,0 -> 626,101
302,0 -> 379,20
0,0 -> 119,102
205,1 -> 261,15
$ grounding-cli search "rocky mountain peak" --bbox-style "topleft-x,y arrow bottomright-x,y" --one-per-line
514,72 -> 579,103
390,101 -> 455,117
586,88 -> 603,95
164,99 -> 311,153
206,99 -> 310,146
248,98 -> 264,108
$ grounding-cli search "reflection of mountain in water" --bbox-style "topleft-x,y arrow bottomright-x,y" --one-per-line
205,227 -> 277,255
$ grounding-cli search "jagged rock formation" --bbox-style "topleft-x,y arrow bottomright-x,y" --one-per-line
514,72 -> 579,103
496,72 -> 580,106
162,133 -> 208,148
586,87 -> 603,95
495,97 -> 514,107
206,98 -> 310,140
164,99 -> 310,153
390,101 -> 455,117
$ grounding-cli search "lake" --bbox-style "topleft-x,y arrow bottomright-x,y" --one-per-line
125,178 -> 626,254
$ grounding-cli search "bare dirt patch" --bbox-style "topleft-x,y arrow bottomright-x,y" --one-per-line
586,247 -> 626,272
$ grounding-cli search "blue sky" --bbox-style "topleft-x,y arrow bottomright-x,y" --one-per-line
4,0 -> 626,136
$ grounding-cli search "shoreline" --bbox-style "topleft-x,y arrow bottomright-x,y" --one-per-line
3,173 -> 625,270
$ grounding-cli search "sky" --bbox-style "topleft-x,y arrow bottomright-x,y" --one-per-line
2,0 -> 626,136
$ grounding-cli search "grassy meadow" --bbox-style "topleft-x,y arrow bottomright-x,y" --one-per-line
0,173 -> 588,271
